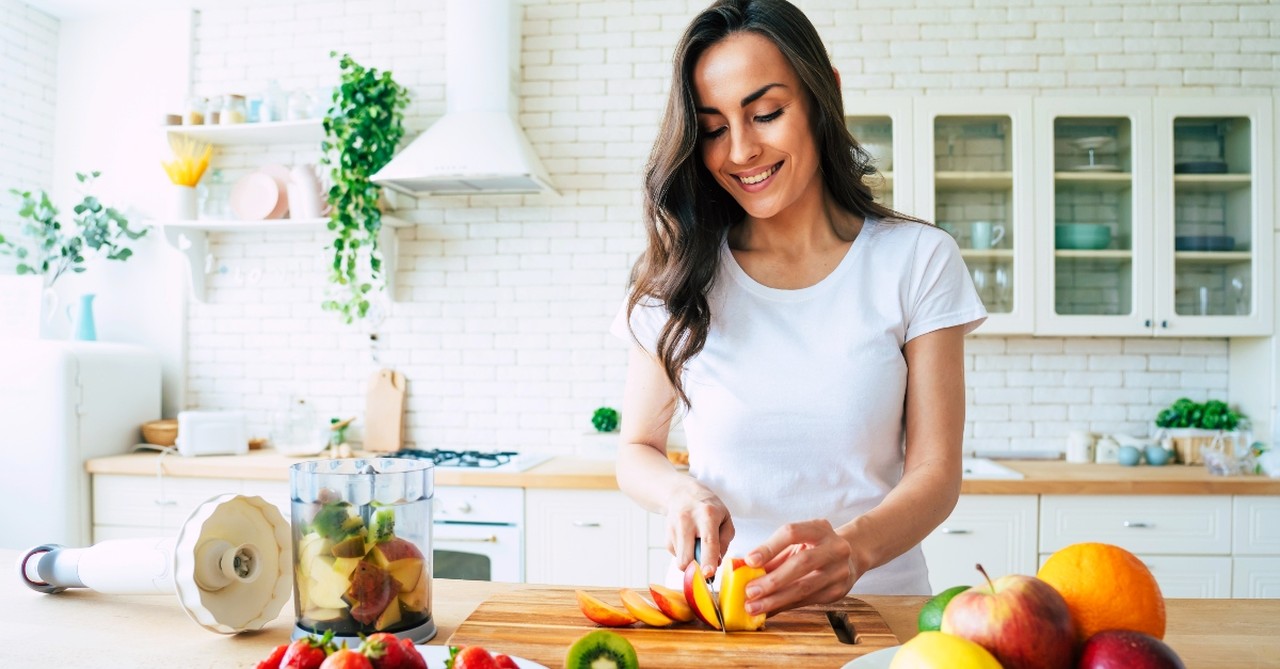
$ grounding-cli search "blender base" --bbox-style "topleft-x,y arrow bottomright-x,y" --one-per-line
292,616 -> 437,646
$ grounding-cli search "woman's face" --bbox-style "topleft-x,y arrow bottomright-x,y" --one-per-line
692,31 -> 821,221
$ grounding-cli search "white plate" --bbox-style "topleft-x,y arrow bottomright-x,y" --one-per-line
415,645 -> 548,668
842,645 -> 900,668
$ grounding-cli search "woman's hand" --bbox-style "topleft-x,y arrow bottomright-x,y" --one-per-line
666,483 -> 735,580
741,519 -> 859,615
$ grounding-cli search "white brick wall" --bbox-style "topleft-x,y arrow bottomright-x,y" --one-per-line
0,0 -> 58,257
175,0 -> 1273,455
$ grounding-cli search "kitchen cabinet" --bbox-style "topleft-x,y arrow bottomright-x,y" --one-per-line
157,120 -> 409,302
843,95 -> 1274,337
1035,98 -> 1274,336
920,495 -> 1038,594
524,489 -> 649,588
91,473 -> 289,541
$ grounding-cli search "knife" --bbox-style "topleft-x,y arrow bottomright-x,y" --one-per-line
693,537 -> 727,634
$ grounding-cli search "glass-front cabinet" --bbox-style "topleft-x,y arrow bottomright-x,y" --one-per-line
914,97 -> 1035,334
1153,98 -> 1273,336
844,96 -> 916,219
1034,98 -> 1154,335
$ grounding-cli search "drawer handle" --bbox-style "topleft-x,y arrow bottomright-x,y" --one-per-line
940,528 -> 971,535
1123,521 -> 1153,528
572,521 -> 601,528
436,535 -> 499,543
153,499 -> 177,507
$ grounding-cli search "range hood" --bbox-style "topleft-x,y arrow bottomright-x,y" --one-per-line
373,0 -> 557,196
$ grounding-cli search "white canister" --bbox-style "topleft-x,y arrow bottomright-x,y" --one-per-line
1094,435 -> 1121,464
170,184 -> 197,220
1066,430 -> 1095,464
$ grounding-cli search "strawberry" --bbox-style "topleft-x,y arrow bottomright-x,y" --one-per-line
319,648 -> 373,669
399,639 -> 427,669
447,645 -> 497,669
282,631 -> 337,669
256,643 -> 289,669
492,655 -> 519,669
360,633 -> 415,669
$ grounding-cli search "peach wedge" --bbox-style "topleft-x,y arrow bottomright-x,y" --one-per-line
620,588 -> 674,627
649,583 -> 696,623
682,560 -> 722,629
576,589 -> 639,627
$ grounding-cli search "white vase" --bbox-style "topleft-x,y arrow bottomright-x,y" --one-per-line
0,275 -> 44,339
170,184 -> 197,220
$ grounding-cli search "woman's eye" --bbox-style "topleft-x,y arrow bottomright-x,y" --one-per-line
755,109 -> 784,123
701,127 -> 727,140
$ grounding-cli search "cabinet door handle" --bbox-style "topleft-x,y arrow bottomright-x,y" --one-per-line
1144,319 -> 1152,327
1160,320 -> 1169,329
1123,521 -> 1153,528
572,521 -> 601,528
436,535 -> 498,543
153,499 -> 177,506
940,528 -> 971,535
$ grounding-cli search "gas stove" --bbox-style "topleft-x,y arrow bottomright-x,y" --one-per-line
392,449 -> 551,473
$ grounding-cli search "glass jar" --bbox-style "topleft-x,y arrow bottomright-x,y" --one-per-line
199,169 -> 227,219
271,397 -> 326,456
221,94 -> 247,124
184,96 -> 206,125
290,458 -> 436,644
287,90 -> 312,120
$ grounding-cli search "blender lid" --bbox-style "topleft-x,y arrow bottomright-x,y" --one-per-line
172,494 -> 293,634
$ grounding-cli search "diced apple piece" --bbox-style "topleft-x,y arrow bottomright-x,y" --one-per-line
375,537 -> 424,562
619,588 -> 674,627
719,559 -> 767,631
332,556 -> 362,580
347,560 -> 396,626
575,590 -> 639,628
303,606 -> 346,622
309,558 -> 351,610
332,534 -> 368,559
375,599 -> 402,629
649,584 -> 696,623
399,571 -> 430,612
682,561 -> 721,629
386,557 -> 424,593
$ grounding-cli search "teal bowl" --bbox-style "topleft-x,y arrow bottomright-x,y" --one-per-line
1055,223 -> 1111,250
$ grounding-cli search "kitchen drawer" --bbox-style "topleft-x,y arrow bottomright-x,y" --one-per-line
525,489 -> 647,588
922,495 -> 1038,594
1232,557 -> 1280,598
1038,553 -> 1231,599
1040,495 -> 1232,555
1232,496 -> 1280,555
92,475 -> 240,530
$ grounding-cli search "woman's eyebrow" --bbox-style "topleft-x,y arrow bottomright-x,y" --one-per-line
695,82 -> 787,115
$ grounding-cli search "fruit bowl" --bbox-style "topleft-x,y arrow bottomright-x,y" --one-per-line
1055,224 -> 1111,250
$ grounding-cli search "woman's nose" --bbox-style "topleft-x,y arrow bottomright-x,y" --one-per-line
728,126 -> 761,166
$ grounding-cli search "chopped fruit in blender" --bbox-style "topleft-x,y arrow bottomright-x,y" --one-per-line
347,560 -> 396,625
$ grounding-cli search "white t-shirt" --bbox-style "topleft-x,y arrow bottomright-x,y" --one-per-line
611,218 -> 987,595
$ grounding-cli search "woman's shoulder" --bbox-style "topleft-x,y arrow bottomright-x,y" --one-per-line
863,217 -> 956,252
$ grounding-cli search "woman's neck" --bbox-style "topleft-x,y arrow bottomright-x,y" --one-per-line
731,187 -> 862,259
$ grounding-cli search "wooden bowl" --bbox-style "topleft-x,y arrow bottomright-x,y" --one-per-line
142,419 -> 179,447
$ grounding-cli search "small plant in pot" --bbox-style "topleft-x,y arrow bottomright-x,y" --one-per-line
320,52 -> 410,324
1154,397 -> 1245,465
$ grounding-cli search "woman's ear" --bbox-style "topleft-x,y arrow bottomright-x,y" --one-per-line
832,66 -> 842,90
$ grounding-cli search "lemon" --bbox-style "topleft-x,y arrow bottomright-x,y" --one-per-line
890,631 -> 1002,669
916,584 -> 970,632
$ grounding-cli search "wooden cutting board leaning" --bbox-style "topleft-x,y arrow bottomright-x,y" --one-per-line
364,368 -> 406,452
447,587 -> 897,668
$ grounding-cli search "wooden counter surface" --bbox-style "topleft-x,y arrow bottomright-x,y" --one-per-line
86,451 -> 1280,494
3,549 -> 1276,668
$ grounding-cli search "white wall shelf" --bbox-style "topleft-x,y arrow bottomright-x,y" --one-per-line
157,215 -> 409,302
165,119 -> 324,146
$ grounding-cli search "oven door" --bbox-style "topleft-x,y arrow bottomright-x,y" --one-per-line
432,522 -> 522,583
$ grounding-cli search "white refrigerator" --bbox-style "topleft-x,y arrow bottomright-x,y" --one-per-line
0,340 -> 161,549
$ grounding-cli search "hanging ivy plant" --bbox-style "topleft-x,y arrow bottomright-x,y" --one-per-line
321,52 -> 410,323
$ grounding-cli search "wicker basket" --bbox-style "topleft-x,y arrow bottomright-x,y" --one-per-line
1165,428 -> 1238,465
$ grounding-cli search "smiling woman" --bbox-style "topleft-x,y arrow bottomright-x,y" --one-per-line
612,0 -> 987,614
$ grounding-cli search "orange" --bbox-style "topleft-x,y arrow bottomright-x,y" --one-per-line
1037,542 -> 1166,641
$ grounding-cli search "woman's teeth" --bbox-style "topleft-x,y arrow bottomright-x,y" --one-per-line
739,163 -> 779,185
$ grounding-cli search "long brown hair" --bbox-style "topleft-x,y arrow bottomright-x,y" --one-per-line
627,0 -> 918,408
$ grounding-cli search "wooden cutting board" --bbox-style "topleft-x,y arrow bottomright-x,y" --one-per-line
364,368 -> 406,452
447,587 -> 897,668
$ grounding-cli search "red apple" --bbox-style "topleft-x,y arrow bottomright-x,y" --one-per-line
1080,630 -> 1186,669
681,560 -> 722,629
940,564 -> 1076,669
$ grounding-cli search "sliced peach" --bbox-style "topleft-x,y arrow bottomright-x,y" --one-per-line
649,583 -> 696,623
575,590 -> 638,627
619,588 -> 674,627
682,560 -> 722,629
719,560 -> 767,631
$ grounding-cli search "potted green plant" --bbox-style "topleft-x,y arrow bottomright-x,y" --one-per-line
320,52 -> 410,324
0,171 -> 148,287
1154,397 -> 1246,465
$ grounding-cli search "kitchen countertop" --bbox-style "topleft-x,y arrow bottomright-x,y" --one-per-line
3,549 -> 1276,668
86,450 -> 1280,494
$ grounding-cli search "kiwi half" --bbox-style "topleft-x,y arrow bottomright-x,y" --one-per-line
564,630 -> 639,669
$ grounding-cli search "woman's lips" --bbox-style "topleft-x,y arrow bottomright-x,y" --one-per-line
735,161 -> 782,192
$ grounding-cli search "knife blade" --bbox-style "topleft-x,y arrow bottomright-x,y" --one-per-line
693,537 -> 727,634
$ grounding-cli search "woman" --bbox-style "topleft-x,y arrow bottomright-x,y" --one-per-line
611,0 -> 986,614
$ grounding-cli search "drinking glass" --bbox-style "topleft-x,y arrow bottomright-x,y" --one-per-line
993,265 -> 1011,312
971,267 -> 989,305
290,458 -> 436,644
1231,277 -> 1248,315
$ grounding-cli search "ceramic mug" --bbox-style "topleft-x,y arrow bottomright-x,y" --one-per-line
1066,430 -> 1095,464
970,221 -> 1006,250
